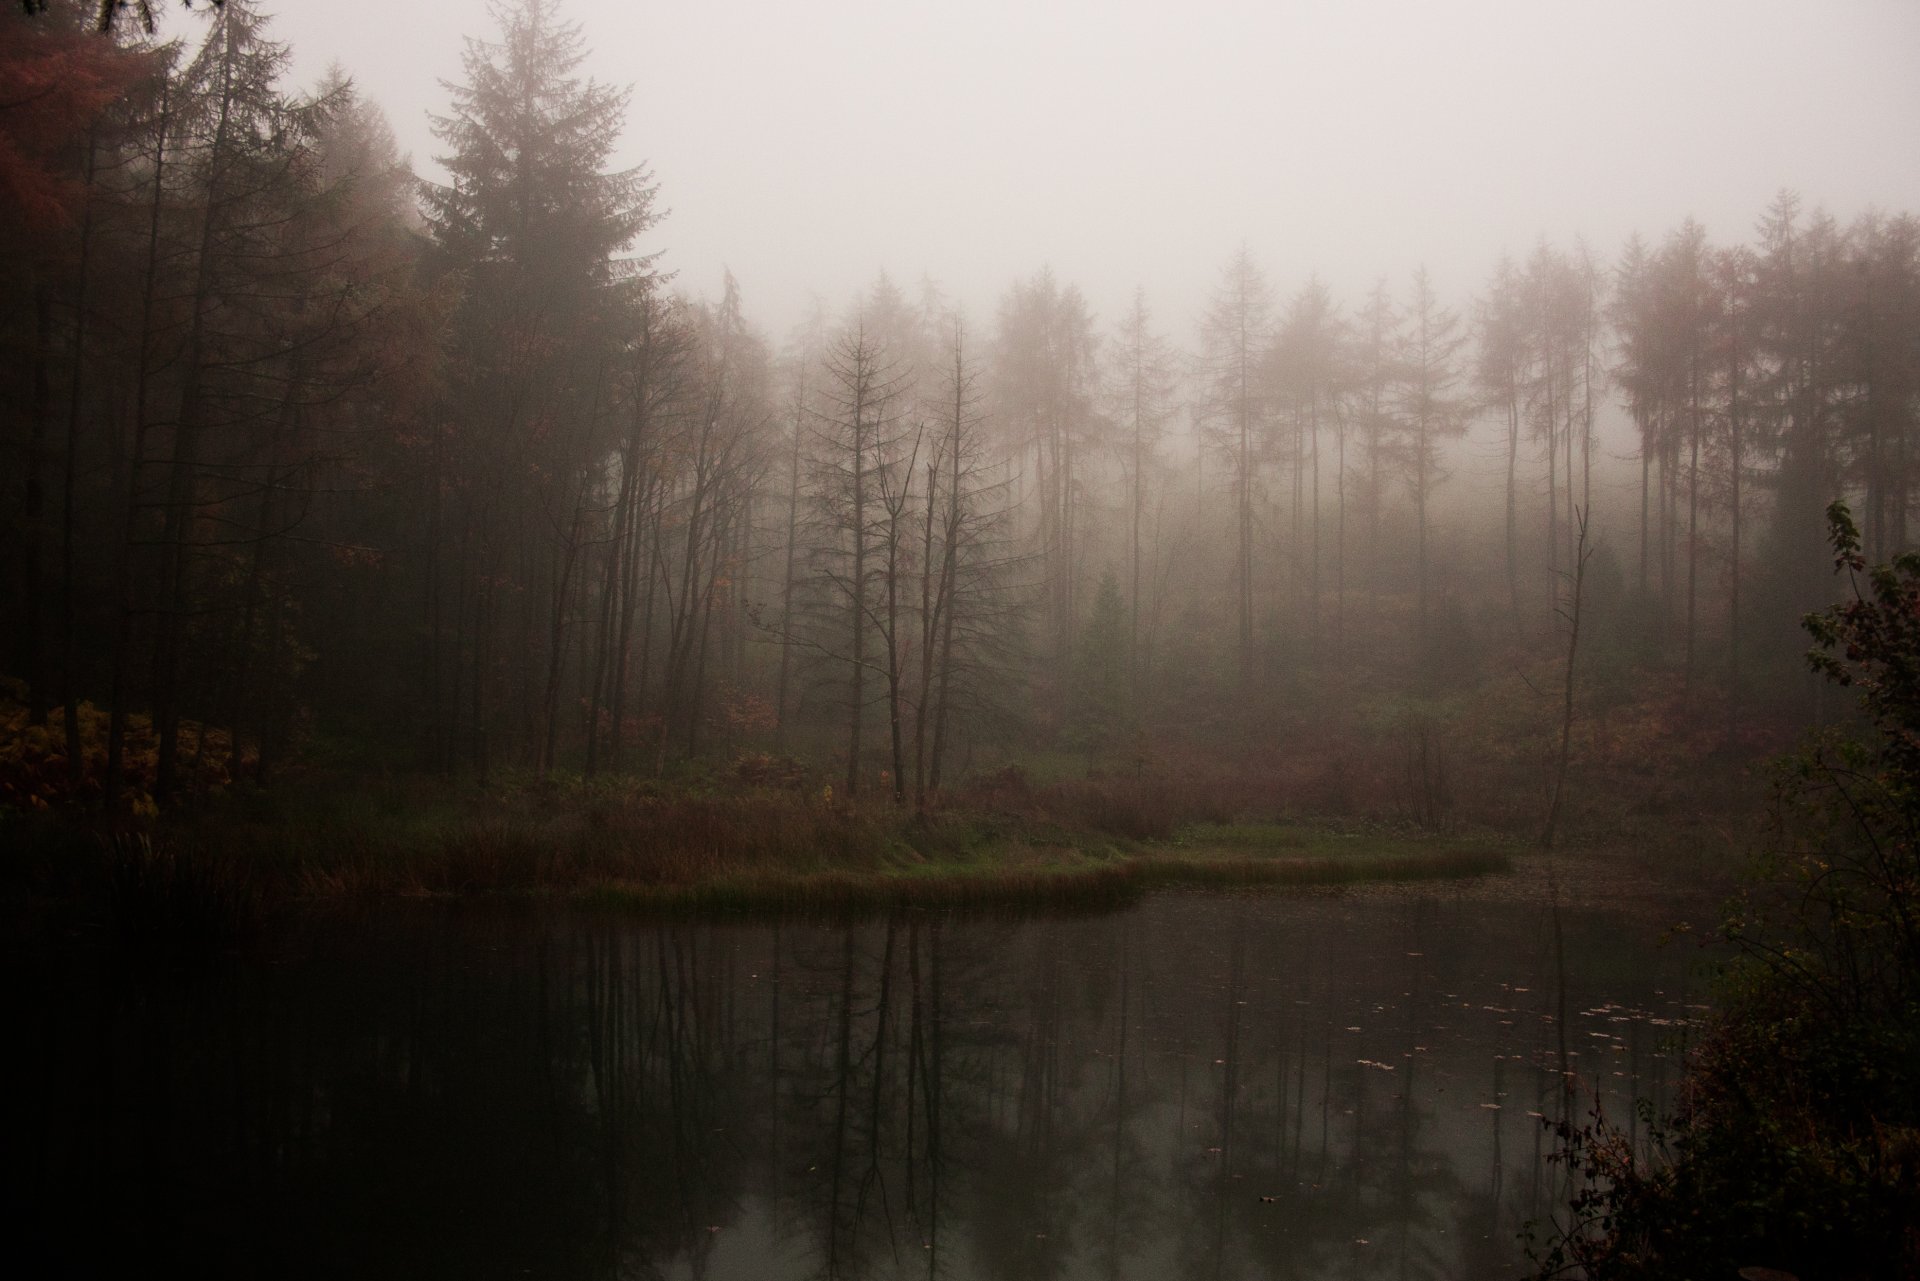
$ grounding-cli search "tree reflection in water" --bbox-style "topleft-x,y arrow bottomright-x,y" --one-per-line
3,892 -> 1703,1280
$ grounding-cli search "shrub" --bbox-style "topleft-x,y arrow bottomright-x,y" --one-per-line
1532,502 -> 1920,1280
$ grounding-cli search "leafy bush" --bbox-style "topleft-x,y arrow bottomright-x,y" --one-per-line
0,684 -> 235,816
1532,503 -> 1920,1280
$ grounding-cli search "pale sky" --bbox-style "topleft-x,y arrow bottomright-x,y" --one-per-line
268,0 -> 1920,342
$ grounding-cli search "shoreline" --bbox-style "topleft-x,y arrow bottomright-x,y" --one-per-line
570,844 -> 1513,917
2,785 -> 1523,940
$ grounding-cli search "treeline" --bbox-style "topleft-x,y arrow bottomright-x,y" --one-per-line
3,0 -> 1918,812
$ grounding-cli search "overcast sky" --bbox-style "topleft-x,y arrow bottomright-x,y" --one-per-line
272,0 -> 1920,342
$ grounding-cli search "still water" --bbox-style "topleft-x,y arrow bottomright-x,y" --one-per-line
6,882 -> 1707,1280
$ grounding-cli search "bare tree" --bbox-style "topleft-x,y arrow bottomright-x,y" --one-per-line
1392,267 -> 1468,653
913,320 -> 1022,806
1543,507 -> 1593,850
1198,246 -> 1274,683
1475,256 -> 1527,630
1104,287 -> 1177,688
1271,277 -> 1344,644
810,322 -> 910,798
995,269 -> 1097,688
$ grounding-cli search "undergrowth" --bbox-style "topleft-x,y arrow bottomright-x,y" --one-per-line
0,765 -> 1514,948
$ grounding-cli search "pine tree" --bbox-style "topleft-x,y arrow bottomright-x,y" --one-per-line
1105,287 -> 1177,687
1069,568 -> 1128,755
421,0 -> 659,777
1199,246 -> 1274,682
995,269 -> 1098,685
1392,268 -> 1468,657
1476,256 -> 1528,630
1271,277 -> 1343,642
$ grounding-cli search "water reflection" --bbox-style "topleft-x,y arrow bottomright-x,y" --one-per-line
4,890 -> 1703,1279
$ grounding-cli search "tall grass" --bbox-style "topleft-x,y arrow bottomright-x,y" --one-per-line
581,846 -> 1512,917
228,781 -> 906,897
2,766 -> 1515,939
104,832 -> 260,959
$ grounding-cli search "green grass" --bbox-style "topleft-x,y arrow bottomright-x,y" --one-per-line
2,773 -> 1516,938
577,837 -> 1513,918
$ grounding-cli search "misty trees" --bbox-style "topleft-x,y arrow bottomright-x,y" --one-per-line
0,2 -> 431,807
1601,196 -> 1920,703
1709,243 -> 1761,695
129,0 -> 302,798
782,308 -> 1027,806
1068,569 -> 1128,754
1653,222 -> 1713,685
1613,234 -> 1661,605
1476,257 -> 1528,628
1471,245 -> 1606,639
1350,280 -> 1399,622
652,276 -> 772,765
1833,213 -> 1920,563
421,0 -> 657,778
1517,243 -> 1600,620
913,321 -> 1012,805
584,279 -> 689,774
1198,247 -> 1275,682
807,322 -> 910,798
89,1 -> 425,801
767,316 -> 816,750
1271,278 -> 1344,640
8,0 -> 1919,815
1391,268 -> 1467,657
1104,288 -> 1177,685
995,270 -> 1098,690
0,2 -> 149,749
219,73 -> 427,785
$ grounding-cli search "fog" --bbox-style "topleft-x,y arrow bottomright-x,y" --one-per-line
277,0 -> 1920,335
8,4 -> 1920,1275
8,0 -> 1919,797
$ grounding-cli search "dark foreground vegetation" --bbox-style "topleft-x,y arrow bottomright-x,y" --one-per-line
1530,509 -> 1920,1281
3,732 -> 1516,935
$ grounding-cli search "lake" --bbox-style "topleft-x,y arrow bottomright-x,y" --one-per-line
4,872 -> 1710,1279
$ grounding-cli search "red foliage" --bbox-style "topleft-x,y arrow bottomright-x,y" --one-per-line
0,14 -> 149,232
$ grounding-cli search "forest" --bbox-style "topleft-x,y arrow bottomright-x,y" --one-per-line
3,1 -> 1915,822
2,1 -> 1918,1278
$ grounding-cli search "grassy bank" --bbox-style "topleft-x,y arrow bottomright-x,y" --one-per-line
0,770 -> 1514,938
579,838 -> 1512,917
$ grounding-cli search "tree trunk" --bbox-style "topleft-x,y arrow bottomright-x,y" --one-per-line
1684,357 -> 1701,688
774,406 -> 802,749
913,453 -> 939,809
154,34 -> 243,803
1543,508 -> 1591,850
24,284 -> 52,727
1728,359 -> 1744,724
1505,385 -> 1521,630
60,134 -> 100,787
846,373 -> 868,799
105,84 -> 171,809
